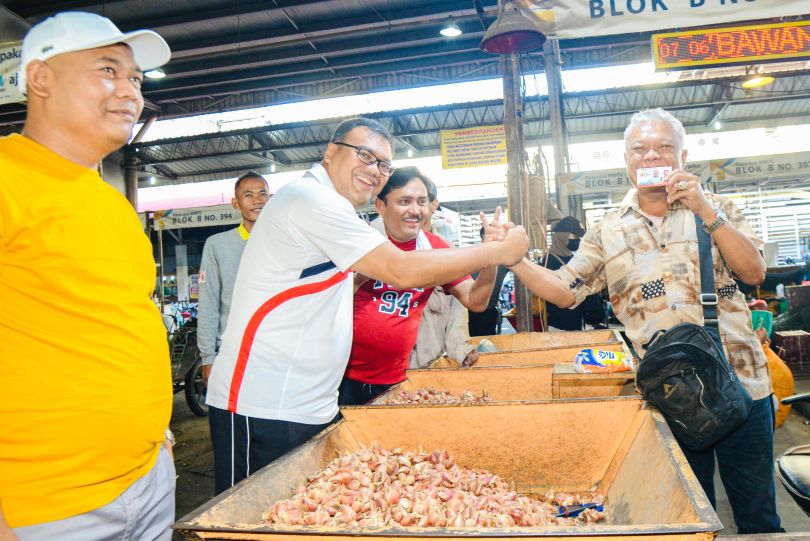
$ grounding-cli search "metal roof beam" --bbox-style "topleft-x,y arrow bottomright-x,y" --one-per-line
164,163 -> 274,180
147,41 -> 488,102
156,23 -> 486,80
7,0 -> 128,18
116,0 -> 326,32
135,80 -> 810,152
162,1 -> 497,59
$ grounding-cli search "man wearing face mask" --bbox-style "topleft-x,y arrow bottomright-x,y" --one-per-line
541,216 -> 587,331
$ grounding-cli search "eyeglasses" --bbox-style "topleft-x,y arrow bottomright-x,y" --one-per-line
332,141 -> 394,177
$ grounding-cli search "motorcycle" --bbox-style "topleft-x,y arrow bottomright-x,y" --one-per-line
776,393 -> 810,516
165,303 -> 208,417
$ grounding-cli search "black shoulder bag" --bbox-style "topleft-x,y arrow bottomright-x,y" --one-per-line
635,216 -> 753,451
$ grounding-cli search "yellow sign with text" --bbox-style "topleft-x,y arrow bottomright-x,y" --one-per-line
440,125 -> 507,169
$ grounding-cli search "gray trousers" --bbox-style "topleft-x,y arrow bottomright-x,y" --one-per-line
15,445 -> 176,541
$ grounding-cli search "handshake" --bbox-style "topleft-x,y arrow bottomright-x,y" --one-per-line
479,206 -> 528,268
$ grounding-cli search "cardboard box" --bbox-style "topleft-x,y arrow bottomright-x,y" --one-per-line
786,284 -> 810,312
773,330 -> 810,378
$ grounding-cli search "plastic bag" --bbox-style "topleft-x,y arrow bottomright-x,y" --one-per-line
574,348 -> 634,374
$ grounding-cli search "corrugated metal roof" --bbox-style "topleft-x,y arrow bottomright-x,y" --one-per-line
2,1 -> 808,189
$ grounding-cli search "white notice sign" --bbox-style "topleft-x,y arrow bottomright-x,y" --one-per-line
153,204 -> 241,230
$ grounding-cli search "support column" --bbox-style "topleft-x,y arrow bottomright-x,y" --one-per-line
175,244 -> 189,302
124,147 -> 138,210
544,39 -> 574,218
502,53 -> 533,332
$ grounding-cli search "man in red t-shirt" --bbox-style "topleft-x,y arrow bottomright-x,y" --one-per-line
339,166 -> 497,405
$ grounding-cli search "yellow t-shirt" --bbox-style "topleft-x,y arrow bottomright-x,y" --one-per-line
0,134 -> 172,527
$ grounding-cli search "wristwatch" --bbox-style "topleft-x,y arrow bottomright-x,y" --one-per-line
702,213 -> 727,235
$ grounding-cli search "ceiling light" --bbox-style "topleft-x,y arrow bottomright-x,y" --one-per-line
270,163 -> 277,173
714,120 -> 722,130
440,21 -> 462,38
145,68 -> 166,79
407,148 -> 414,158
480,2 -> 550,54
742,75 -> 775,89
149,176 -> 156,185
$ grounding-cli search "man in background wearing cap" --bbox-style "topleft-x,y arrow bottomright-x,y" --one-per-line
0,12 -> 175,540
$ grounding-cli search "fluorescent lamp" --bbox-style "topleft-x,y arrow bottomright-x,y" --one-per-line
145,68 -> 166,79
440,21 -> 462,38
742,75 -> 775,89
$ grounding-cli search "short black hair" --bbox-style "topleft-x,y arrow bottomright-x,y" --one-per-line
377,166 -> 434,203
234,171 -> 268,194
330,117 -> 394,149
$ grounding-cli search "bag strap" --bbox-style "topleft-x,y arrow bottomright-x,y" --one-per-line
695,215 -> 719,328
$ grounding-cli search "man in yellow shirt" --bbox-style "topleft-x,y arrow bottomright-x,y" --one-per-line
0,12 -> 174,541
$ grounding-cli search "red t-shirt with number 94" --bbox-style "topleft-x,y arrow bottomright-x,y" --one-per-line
346,232 -> 468,385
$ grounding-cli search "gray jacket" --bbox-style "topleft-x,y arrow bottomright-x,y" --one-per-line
197,227 -> 247,365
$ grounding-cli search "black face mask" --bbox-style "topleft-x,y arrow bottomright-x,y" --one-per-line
567,238 -> 581,251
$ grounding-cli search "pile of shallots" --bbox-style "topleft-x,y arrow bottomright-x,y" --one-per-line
264,442 -> 605,528
383,386 -> 490,405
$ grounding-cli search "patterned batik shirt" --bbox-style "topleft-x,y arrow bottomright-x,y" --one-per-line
554,189 -> 771,400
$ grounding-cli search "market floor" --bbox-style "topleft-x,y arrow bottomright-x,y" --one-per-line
168,385 -> 810,539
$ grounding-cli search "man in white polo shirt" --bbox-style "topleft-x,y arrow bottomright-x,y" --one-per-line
205,117 -> 528,493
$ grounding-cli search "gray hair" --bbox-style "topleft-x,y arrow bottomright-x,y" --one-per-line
623,108 -> 686,149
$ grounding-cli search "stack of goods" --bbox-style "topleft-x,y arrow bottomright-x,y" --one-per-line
384,387 -> 490,405
265,443 -> 606,528
574,348 -> 634,374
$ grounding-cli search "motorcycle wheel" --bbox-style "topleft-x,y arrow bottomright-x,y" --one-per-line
184,357 -> 209,417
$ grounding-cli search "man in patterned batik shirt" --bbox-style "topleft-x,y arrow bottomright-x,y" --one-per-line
500,108 -> 780,535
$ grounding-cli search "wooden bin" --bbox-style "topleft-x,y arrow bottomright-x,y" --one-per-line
469,329 -> 621,352
175,399 -> 720,540
458,342 -> 632,369
369,364 -> 635,404
551,364 -> 635,399
370,365 -> 557,404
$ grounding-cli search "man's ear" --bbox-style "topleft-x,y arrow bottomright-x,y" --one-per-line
680,148 -> 688,167
231,197 -> 239,210
374,196 -> 386,214
26,61 -> 52,99
322,142 -> 336,166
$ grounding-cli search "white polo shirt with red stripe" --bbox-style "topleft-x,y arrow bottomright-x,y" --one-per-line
205,163 -> 387,424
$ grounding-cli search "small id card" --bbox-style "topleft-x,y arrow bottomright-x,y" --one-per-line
636,166 -> 672,188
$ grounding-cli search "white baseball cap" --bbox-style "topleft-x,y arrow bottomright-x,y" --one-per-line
20,11 -> 171,92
